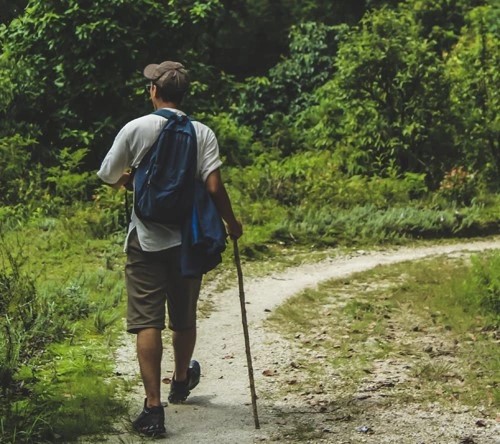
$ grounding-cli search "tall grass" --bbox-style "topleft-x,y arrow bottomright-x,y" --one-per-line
0,219 -> 127,443
0,242 -> 56,442
273,204 -> 499,246
455,251 -> 500,320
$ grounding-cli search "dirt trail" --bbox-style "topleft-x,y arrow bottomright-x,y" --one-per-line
105,238 -> 500,443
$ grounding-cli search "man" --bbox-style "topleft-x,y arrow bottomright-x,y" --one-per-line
97,61 -> 242,437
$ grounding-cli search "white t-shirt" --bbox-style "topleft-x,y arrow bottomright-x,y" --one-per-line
97,108 -> 222,251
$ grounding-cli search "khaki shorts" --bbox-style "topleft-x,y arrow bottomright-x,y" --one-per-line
125,229 -> 201,333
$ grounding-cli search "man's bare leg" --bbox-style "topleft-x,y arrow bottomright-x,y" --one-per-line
172,327 -> 196,381
137,328 -> 163,407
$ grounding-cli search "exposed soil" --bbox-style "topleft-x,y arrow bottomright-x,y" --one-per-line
97,239 -> 500,444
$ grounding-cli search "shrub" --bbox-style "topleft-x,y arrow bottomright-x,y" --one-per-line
437,166 -> 477,205
457,251 -> 500,319
66,185 -> 128,239
0,241 -> 56,442
445,5 -> 500,189
227,151 -> 428,210
234,21 -> 344,153
46,147 -> 97,204
202,112 -> 266,166
295,7 -> 457,184
0,135 -> 36,205
0,230 -> 125,442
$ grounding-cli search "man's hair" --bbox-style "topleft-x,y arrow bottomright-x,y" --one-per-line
154,79 -> 188,104
144,61 -> 190,105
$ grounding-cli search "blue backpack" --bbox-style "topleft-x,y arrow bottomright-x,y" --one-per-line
134,109 -> 197,225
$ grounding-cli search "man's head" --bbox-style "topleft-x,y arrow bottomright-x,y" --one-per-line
143,61 -> 190,106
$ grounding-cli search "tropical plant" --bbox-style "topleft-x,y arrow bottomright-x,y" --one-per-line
234,21 -> 344,154
446,5 -> 500,189
0,0 -> 225,166
296,7 -> 457,185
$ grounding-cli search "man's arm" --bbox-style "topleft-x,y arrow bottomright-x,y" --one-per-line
108,171 -> 132,190
97,124 -> 133,187
205,169 -> 243,239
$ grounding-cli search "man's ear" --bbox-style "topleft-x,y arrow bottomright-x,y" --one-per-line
152,84 -> 160,99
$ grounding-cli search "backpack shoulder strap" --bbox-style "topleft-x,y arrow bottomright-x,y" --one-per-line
153,109 -> 177,120
152,109 -> 195,122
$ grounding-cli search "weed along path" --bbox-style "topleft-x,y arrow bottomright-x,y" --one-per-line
102,238 -> 500,444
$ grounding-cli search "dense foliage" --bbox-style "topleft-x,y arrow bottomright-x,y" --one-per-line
0,0 -> 499,441
0,0 -> 498,194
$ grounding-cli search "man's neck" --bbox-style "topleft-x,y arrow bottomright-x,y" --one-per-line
154,100 -> 178,110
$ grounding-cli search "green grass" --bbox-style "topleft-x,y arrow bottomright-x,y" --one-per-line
31,341 -> 125,437
276,202 -> 500,247
1,194 -> 499,442
0,205 -> 343,443
0,214 -> 129,443
267,251 -> 500,412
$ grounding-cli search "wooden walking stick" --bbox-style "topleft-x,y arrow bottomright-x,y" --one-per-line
233,239 -> 260,429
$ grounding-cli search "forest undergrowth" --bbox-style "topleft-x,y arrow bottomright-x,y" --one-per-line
1,0 -> 499,441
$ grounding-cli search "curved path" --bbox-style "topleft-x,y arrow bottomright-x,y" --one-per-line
105,238 -> 500,443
